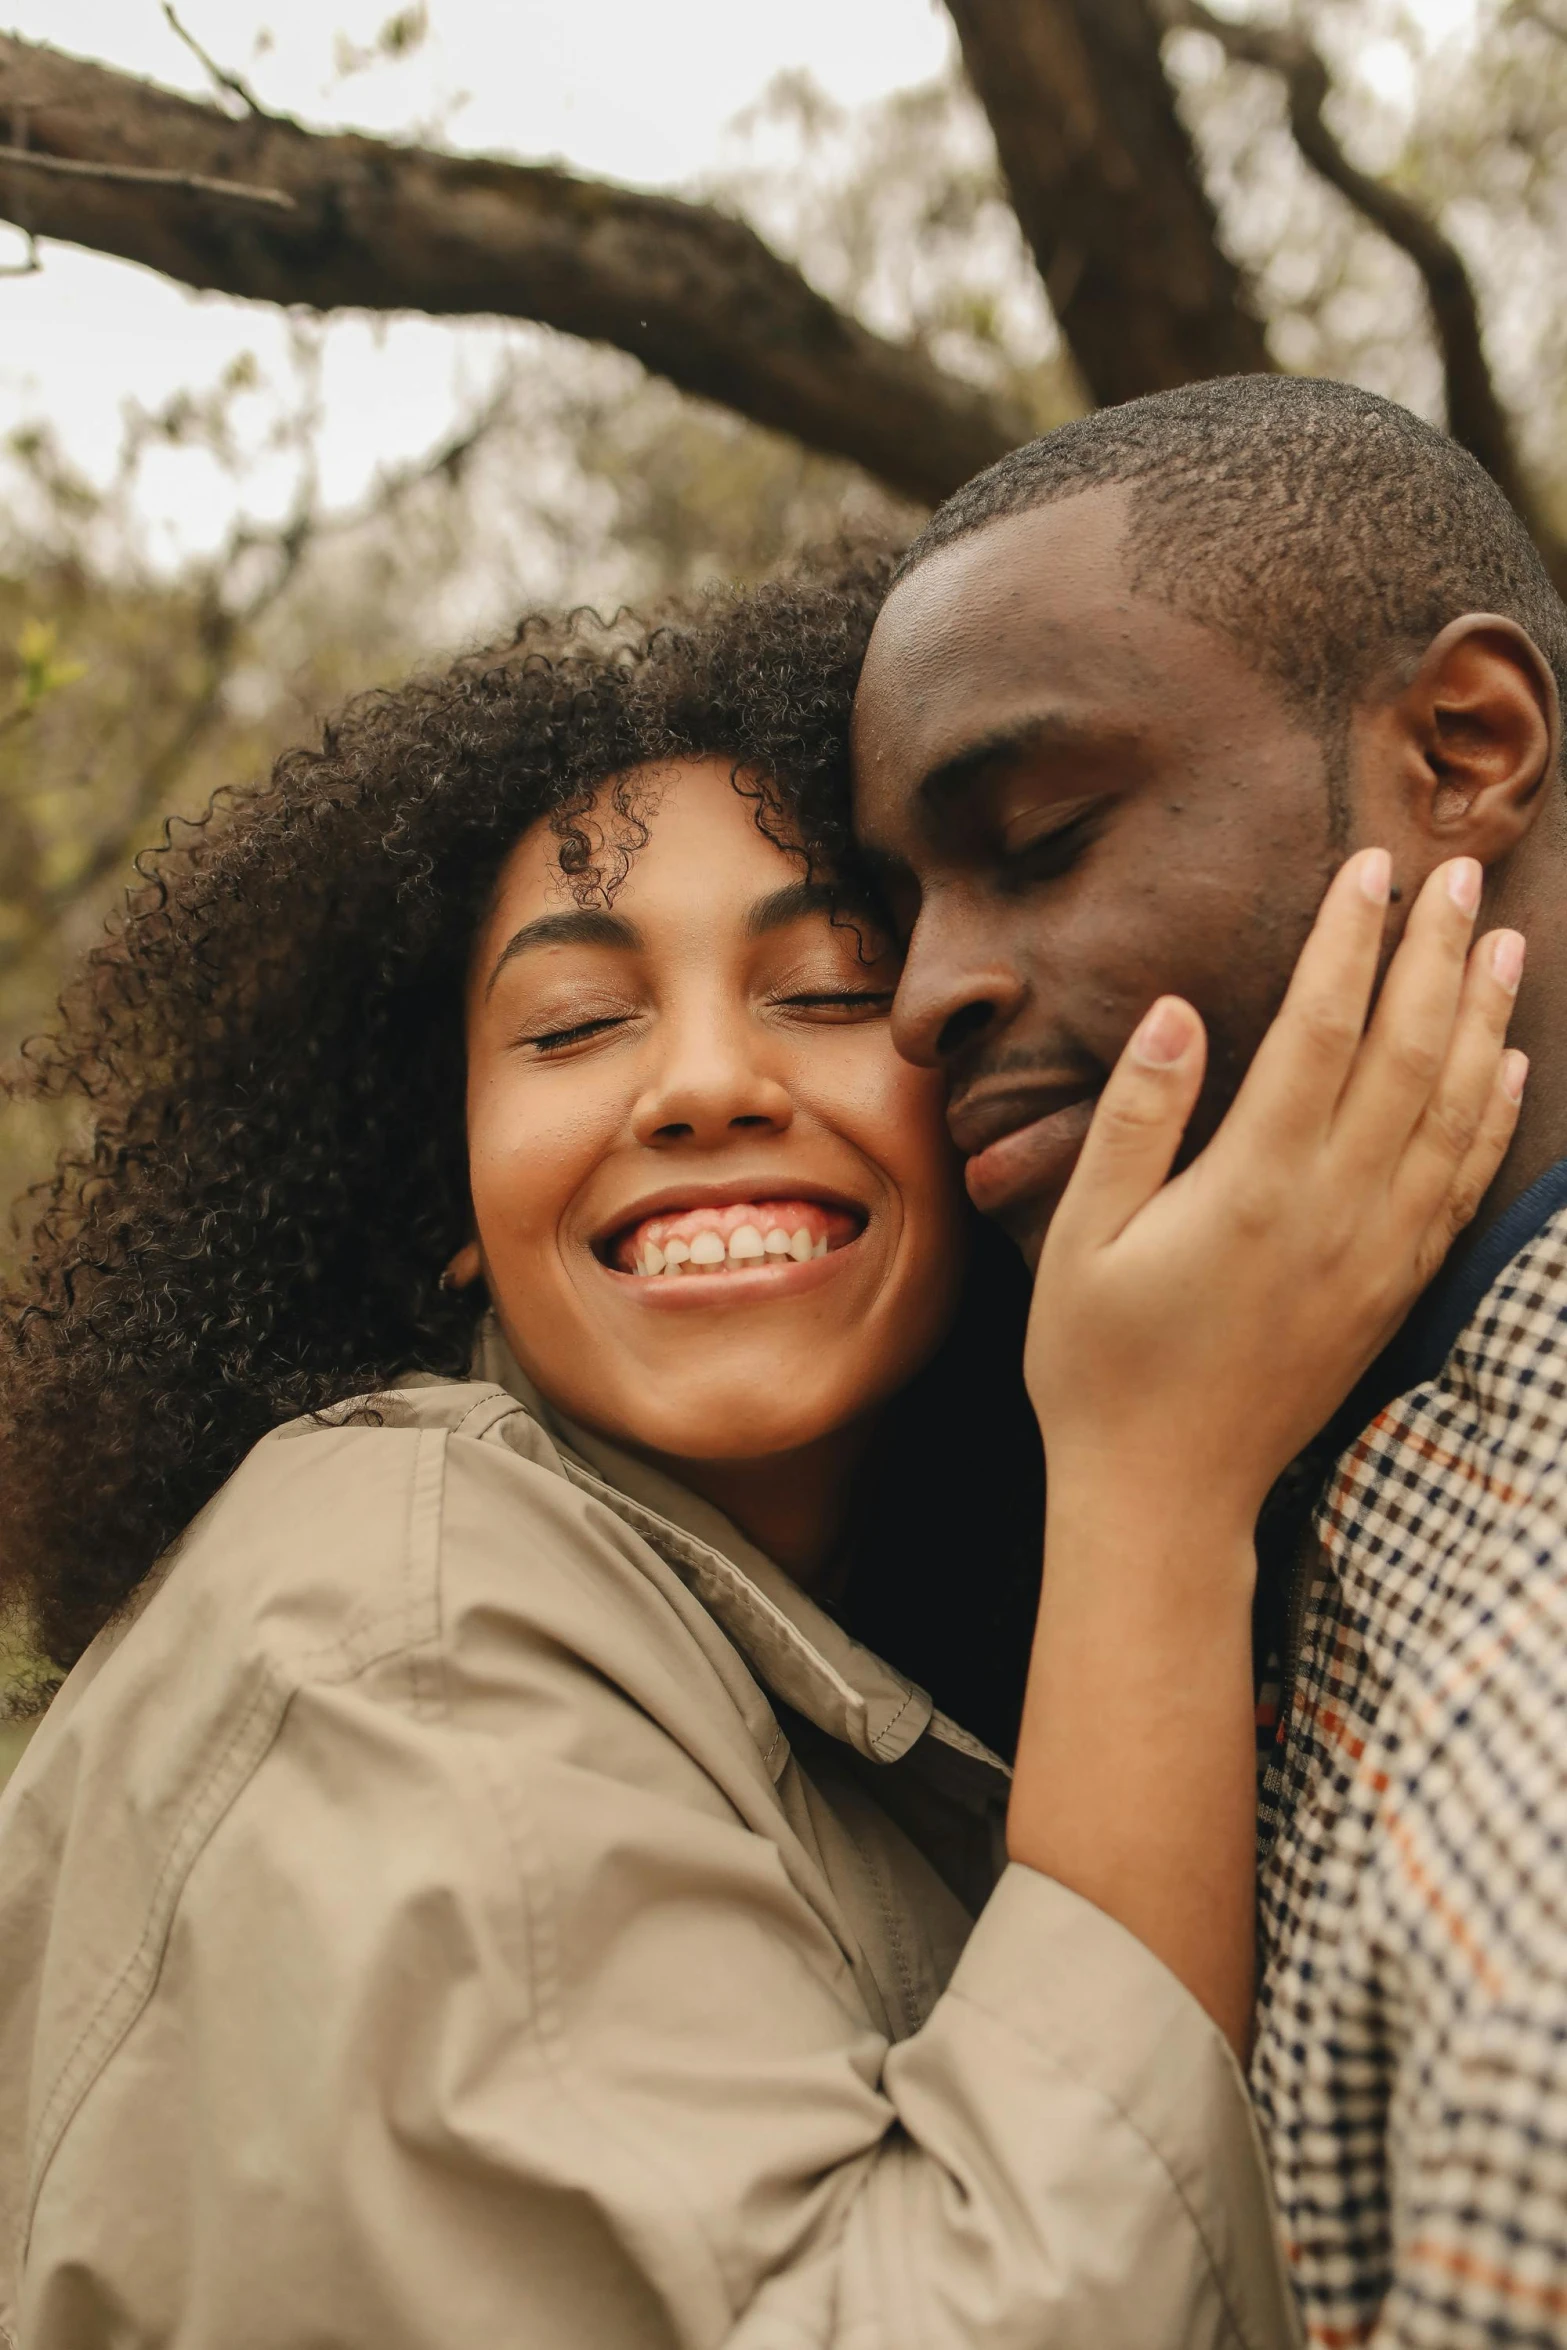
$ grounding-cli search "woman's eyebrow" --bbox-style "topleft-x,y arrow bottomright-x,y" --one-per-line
744,879 -> 843,938
484,908 -> 642,998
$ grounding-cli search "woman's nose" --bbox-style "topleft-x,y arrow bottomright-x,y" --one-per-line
630,1019 -> 794,1148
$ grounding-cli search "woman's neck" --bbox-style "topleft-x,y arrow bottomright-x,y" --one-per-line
654,1420 -> 876,1600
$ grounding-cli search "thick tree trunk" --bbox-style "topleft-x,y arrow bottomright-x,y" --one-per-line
0,36 -> 1033,507
944,0 -> 1273,406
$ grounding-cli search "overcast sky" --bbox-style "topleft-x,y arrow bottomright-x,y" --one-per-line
0,1 -> 953,558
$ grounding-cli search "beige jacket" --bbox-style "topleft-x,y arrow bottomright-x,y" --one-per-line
0,1330 -> 1298,2349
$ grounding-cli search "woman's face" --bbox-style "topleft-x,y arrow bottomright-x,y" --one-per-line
463,757 -> 967,1467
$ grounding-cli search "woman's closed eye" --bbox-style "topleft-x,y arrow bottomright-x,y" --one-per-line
774,986 -> 896,1022
768,923 -> 901,1022
514,1007 -> 637,1055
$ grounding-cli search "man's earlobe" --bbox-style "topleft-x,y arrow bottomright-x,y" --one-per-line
1405,615 -> 1558,856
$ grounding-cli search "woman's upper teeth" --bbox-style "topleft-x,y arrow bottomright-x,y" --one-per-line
616,1197 -> 852,1276
641,1226 -> 824,1277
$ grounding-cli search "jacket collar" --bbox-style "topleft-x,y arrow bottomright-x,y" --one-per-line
470,1316 -> 944,1768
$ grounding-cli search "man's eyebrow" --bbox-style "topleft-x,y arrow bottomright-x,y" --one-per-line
744,878 -> 851,938
483,907 -> 641,998
915,711 -> 1138,812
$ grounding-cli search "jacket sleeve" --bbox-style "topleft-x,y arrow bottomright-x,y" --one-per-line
20,1451 -> 1296,2350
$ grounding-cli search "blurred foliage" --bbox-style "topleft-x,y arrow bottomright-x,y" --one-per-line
0,1600 -> 59,1778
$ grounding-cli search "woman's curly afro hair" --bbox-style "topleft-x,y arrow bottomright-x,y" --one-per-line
1,547 -> 1040,1755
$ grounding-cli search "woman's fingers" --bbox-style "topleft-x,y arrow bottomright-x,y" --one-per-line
1425,1048 -> 1528,1263
1220,848 -> 1391,1158
1332,858 -> 1484,1172
1393,923 -> 1527,1262
1049,997 -> 1207,1251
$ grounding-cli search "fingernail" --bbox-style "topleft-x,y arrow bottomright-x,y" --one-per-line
1504,1049 -> 1529,1103
1492,931 -> 1526,994
1131,996 -> 1193,1068
1358,848 -> 1392,905
1447,857 -> 1483,916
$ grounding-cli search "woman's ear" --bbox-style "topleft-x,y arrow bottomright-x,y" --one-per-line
442,1241 -> 484,1291
1363,615 -> 1559,862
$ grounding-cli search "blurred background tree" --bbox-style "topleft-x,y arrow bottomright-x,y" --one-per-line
2,0 -> 1566,1735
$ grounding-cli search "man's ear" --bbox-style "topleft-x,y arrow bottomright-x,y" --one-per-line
1358,614 -> 1559,862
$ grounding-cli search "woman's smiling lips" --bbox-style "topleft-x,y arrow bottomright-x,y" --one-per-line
949,1080 -> 1102,1219
595,1185 -> 869,1308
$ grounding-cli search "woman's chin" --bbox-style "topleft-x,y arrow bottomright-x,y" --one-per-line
614,1398 -> 848,1469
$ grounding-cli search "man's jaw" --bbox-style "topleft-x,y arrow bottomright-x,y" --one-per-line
948,1073 -> 1103,1255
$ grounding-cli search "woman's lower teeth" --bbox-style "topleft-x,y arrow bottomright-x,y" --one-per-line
635,1226 -> 829,1277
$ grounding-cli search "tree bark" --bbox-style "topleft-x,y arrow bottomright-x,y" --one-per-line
944,0 -> 1274,408
0,35 -> 1033,508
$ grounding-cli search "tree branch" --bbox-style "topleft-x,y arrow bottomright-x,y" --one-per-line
943,0 -> 1274,407
0,34 -> 1032,508
0,144 -> 293,209
1163,1 -> 1563,579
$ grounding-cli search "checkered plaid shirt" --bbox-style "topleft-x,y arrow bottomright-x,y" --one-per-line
1254,1162 -> 1567,2348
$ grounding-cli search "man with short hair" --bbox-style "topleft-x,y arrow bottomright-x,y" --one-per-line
851,374 -> 1567,2347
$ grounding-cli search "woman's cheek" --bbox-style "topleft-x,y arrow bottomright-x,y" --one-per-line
815,1025 -> 946,1136
822,1050 -> 965,1313
467,1083 -> 586,1259
878,1061 -> 964,1203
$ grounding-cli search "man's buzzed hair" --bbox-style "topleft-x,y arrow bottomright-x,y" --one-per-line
899,375 -> 1567,739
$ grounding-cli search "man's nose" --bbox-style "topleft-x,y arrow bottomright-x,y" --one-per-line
891,909 -> 1027,1071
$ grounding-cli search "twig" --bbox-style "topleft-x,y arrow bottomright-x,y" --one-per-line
160,3 -> 271,121
0,146 -> 294,211
1162,0 -> 1562,581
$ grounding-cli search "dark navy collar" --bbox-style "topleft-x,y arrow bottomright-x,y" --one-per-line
1328,1154 -> 1567,1458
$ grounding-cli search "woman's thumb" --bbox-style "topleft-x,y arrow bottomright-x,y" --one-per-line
1053,998 -> 1208,1248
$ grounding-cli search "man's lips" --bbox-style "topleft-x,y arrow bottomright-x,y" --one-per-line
949,1079 -> 1102,1220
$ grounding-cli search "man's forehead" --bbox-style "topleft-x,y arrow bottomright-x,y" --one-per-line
852,489 -> 1164,804
870,483 -> 1136,670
